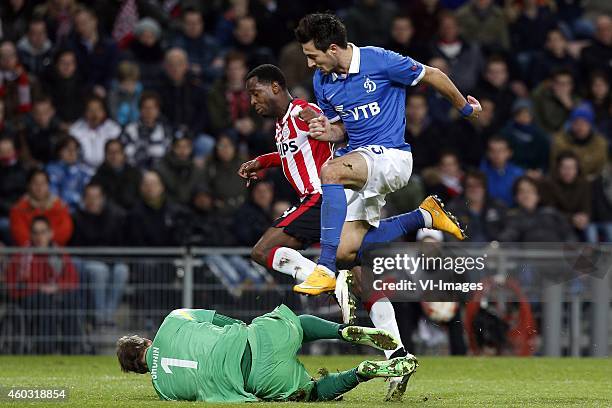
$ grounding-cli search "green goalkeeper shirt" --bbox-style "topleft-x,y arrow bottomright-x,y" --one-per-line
145,308 -> 258,402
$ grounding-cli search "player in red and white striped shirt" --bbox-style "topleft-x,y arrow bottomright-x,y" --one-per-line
239,65 -> 332,282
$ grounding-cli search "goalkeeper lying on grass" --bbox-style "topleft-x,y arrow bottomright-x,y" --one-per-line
116,304 -> 418,402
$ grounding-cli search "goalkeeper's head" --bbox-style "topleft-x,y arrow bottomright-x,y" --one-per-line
116,335 -> 152,374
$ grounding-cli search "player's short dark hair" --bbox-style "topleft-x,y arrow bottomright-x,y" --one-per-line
295,13 -> 348,51
246,64 -> 287,89
116,335 -> 150,374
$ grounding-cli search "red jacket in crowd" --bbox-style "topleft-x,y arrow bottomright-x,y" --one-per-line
9,196 -> 74,246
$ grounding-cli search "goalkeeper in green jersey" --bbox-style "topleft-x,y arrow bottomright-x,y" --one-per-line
116,304 -> 418,402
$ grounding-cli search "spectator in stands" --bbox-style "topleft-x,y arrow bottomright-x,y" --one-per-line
532,68 -> 579,134
208,51 -> 256,136
405,0 -> 445,44
0,40 -> 34,117
475,56 -> 515,129
185,184 -> 234,246
34,0 -> 76,44
16,18 -> 53,77
248,0 -> 303,54
430,12 -> 483,93
500,98 -> 550,175
448,170 -> 507,242
171,7 -> 222,85
127,18 -> 165,89
343,0 -> 397,47
550,103 -> 608,181
508,0 -> 558,56
385,15 -> 430,66
0,98 -> 17,140
45,136 -> 92,212
541,151 -> 591,238
22,96 -> 63,166
423,57 -> 454,124
448,97 -> 497,169
204,134 -> 247,216
10,168 -> 73,246
156,136 -> 205,205
107,61 -> 142,127
126,170 -> 188,247
121,91 -> 172,169
0,136 -> 27,244
231,15 -> 275,69
6,216 -> 82,354
404,93 -> 447,172
480,136 -> 524,207
278,41 -> 313,89
455,0 -> 510,51
581,15 -> 612,82
421,151 -> 464,203
69,96 -> 121,170
68,6 -> 118,97
156,47 -> 209,135
498,176 -> 576,241
71,183 -> 128,326
232,180 -> 274,246
91,139 -> 141,210
41,49 -> 86,125
587,161 -> 612,242
587,71 -> 611,131
0,0 -> 32,42
529,28 -> 577,87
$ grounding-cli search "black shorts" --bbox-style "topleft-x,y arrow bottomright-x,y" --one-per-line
272,193 -> 321,247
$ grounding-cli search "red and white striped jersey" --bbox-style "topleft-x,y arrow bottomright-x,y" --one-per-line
275,99 -> 333,198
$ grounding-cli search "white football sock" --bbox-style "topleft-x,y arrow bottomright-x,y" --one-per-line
270,247 -> 316,282
419,208 -> 433,228
369,298 -> 404,359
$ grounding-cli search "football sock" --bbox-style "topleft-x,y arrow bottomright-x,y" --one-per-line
267,246 -> 315,282
299,315 -> 342,343
369,299 -> 404,359
356,210 -> 426,261
318,184 -> 346,273
313,368 -> 361,401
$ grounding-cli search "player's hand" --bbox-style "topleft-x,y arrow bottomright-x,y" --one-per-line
466,95 -> 482,119
298,107 -> 319,123
237,159 -> 261,186
307,115 -> 331,140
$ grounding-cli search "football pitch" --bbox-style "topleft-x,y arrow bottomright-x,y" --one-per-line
0,356 -> 610,407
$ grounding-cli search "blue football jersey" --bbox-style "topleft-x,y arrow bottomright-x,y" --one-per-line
312,45 -> 424,154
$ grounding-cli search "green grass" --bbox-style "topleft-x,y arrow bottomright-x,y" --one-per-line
0,356 -> 610,407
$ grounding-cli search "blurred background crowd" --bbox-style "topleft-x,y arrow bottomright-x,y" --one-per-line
0,0 -> 611,355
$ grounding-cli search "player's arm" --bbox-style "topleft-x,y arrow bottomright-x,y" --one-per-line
306,115 -> 346,143
419,65 -> 482,119
237,152 -> 281,185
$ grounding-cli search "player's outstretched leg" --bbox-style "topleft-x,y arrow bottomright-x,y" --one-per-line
311,356 -> 418,402
299,314 -> 399,351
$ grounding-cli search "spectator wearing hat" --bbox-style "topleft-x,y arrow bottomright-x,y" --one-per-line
108,61 -> 143,127
127,17 -> 165,89
480,136 -> 524,207
46,136 -> 93,212
501,98 -> 550,175
121,91 -> 172,169
156,136 -> 205,206
550,103 -> 608,181
90,139 -> 142,211
448,170 -> 507,242
69,96 -> 121,171
9,168 -> 73,247
541,151 -> 591,238
171,7 -> 222,86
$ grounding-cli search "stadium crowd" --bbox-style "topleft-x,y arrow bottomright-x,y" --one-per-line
0,0 -> 611,352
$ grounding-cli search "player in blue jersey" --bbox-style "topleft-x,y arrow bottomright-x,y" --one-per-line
293,13 -> 480,293
291,14 -> 482,400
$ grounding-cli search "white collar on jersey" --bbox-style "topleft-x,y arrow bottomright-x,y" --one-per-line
331,43 -> 360,81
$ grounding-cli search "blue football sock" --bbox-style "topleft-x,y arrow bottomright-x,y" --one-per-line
318,184 -> 346,272
357,210 -> 425,261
